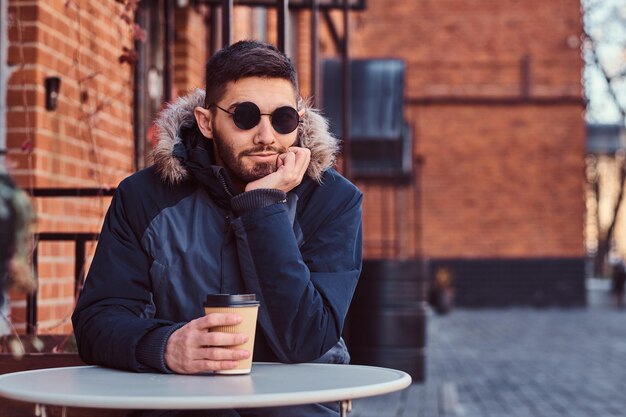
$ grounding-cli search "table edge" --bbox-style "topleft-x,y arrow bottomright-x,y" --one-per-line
0,363 -> 413,409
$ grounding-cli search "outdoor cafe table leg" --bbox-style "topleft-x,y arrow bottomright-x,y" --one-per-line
35,404 -> 67,417
35,404 -> 47,417
340,399 -> 352,417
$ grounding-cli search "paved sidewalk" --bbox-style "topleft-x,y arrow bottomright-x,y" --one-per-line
351,289 -> 626,417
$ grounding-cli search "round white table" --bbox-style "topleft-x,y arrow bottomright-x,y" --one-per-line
0,363 -> 412,416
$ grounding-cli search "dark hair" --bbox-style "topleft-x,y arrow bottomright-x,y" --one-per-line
204,40 -> 299,107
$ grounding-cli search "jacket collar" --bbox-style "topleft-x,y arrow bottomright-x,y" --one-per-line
151,88 -> 339,186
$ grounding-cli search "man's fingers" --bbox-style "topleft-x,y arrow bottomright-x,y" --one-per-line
193,313 -> 242,330
165,316 -> 250,374
202,360 -> 239,372
279,151 -> 296,169
288,147 -> 311,173
197,347 -> 250,361
294,148 -> 311,176
199,331 -> 249,347
288,146 -> 311,159
183,347 -> 250,373
244,147 -> 310,193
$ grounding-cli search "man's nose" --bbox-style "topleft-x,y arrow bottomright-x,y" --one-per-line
253,115 -> 276,145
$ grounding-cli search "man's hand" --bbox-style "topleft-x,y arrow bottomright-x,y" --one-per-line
245,147 -> 311,193
164,313 -> 250,374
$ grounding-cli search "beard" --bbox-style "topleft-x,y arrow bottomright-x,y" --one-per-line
212,123 -> 288,184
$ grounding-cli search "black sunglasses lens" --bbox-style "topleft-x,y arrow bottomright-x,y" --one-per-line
230,102 -> 299,133
233,102 -> 261,130
272,107 -> 300,134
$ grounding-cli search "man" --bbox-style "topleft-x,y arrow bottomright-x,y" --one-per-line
72,40 -> 363,417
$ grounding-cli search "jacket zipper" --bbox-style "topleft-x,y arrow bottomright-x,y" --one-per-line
217,168 -> 235,293
218,171 -> 234,198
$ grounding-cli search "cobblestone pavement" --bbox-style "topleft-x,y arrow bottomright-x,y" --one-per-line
351,288 -> 626,417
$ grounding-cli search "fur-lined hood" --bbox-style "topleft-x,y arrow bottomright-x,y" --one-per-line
152,88 -> 339,185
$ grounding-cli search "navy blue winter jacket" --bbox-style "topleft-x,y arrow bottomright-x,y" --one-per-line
71,89 -> 363,376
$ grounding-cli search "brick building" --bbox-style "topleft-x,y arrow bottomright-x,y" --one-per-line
2,0 -> 584,338
3,0 -> 135,334
347,0 -> 586,307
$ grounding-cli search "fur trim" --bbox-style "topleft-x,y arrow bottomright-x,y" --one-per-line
298,99 -> 339,183
151,89 -> 339,185
152,89 -> 204,185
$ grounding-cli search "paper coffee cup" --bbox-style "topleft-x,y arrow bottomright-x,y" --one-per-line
203,294 -> 260,375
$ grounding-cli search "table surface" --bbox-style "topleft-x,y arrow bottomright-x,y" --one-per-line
0,363 -> 412,409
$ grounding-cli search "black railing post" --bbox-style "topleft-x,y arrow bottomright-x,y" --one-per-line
311,0 -> 319,105
22,188 -> 112,335
277,0 -> 288,53
74,238 -> 86,298
341,0 -> 351,179
164,0 -> 175,103
222,0 -> 233,47
26,247 -> 38,335
29,188 -> 115,197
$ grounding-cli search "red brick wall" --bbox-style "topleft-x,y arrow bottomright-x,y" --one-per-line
345,0 -> 585,260
350,0 -> 582,100
174,6 -> 208,97
233,6 -> 254,42
414,104 -> 584,258
4,0 -> 586,329
6,0 -> 134,334
294,10 -> 312,99
358,182 -> 420,260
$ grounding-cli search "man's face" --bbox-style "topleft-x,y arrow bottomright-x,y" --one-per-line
209,77 -> 300,184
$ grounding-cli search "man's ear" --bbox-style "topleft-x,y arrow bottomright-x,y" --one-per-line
194,106 -> 213,138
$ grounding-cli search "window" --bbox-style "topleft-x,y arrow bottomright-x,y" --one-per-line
322,59 -> 412,180
134,0 -> 167,170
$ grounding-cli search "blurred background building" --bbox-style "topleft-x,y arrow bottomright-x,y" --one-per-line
1,0 -> 613,382
583,0 -> 626,281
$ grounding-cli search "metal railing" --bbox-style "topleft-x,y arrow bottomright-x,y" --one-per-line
25,188 -> 115,334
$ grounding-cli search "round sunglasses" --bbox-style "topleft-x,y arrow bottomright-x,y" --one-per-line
211,102 -> 301,134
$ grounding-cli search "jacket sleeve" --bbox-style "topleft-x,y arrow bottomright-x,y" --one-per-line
71,183 -> 182,373
230,180 -> 363,363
